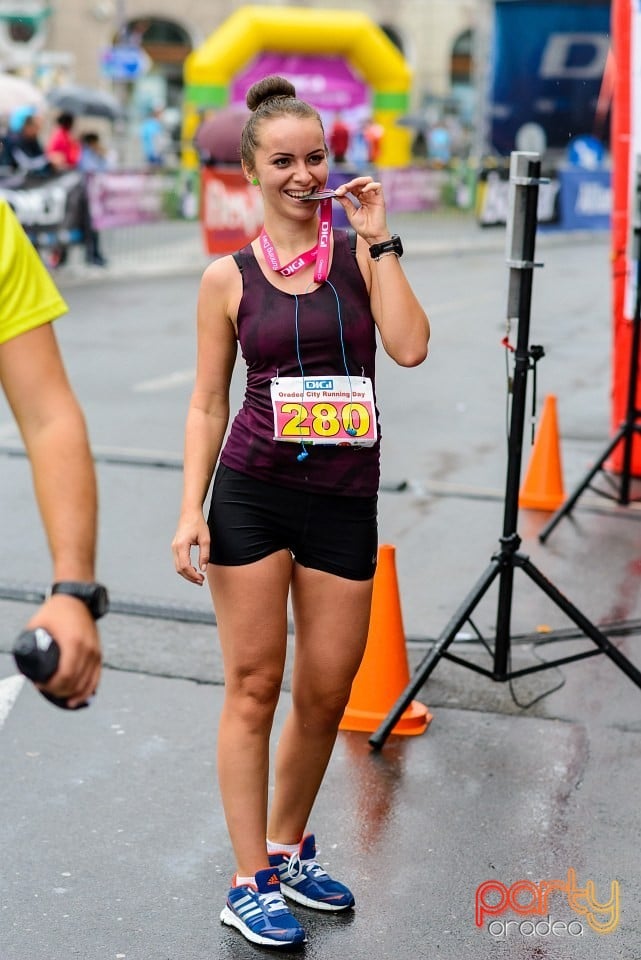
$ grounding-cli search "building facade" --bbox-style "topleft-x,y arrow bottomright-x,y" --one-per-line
1,0 -> 478,119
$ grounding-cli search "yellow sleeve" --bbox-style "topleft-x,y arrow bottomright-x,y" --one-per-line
0,199 -> 68,345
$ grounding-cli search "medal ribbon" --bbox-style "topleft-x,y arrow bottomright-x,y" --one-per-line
260,199 -> 333,283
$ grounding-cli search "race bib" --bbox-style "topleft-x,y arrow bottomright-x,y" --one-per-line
270,375 -> 377,447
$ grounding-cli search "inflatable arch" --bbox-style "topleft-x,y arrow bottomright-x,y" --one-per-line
182,5 -> 412,168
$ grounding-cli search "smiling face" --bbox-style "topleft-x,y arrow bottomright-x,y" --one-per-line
245,115 -> 329,215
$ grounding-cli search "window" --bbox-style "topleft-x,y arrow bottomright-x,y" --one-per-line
451,29 -> 473,85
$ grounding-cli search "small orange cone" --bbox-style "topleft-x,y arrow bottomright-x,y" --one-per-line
519,394 -> 566,511
339,544 -> 432,736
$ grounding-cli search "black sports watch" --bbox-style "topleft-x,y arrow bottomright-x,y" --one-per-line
368,234 -> 403,260
51,581 -> 110,620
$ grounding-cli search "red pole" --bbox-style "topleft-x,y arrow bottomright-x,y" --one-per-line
611,0 -> 641,472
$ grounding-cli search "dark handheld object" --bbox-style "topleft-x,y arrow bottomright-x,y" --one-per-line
299,190 -> 338,201
12,628 -> 87,710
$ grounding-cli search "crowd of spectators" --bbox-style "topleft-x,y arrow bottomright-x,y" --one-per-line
0,107 -> 110,267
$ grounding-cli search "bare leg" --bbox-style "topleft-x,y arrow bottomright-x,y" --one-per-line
267,564 -> 373,844
209,549 -> 293,877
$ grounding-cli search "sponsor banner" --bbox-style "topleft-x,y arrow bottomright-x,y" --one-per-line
490,1 -> 611,155
0,169 -> 190,238
85,170 -> 183,230
475,167 -> 561,227
201,167 -> 264,255
0,171 -> 87,245
558,168 -> 612,229
378,166 -> 448,212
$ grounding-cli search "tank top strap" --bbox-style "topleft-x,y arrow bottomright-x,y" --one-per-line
232,243 -> 257,279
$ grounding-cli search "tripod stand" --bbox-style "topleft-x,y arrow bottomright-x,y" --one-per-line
539,165 -> 641,543
369,152 -> 641,751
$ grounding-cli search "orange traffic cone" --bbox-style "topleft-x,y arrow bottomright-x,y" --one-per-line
519,394 -> 566,511
339,544 -> 432,736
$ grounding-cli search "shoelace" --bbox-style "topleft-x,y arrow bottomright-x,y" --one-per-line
258,890 -> 288,914
285,852 -> 328,881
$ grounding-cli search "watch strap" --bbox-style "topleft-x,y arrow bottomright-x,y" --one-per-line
369,234 -> 403,260
51,581 -> 109,620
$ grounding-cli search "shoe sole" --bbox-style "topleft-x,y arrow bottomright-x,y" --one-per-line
280,883 -> 355,912
220,906 -> 307,947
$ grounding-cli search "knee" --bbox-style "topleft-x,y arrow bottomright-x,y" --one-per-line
226,670 -> 282,727
293,685 -> 350,735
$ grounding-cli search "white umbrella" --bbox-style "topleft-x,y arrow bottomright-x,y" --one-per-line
0,73 -> 46,119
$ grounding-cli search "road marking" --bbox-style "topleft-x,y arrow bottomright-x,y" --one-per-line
133,369 -> 195,392
0,675 -> 26,730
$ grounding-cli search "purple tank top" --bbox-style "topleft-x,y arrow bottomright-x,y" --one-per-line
220,229 -> 380,496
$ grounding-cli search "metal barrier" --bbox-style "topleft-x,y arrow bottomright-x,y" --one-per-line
98,217 -> 207,274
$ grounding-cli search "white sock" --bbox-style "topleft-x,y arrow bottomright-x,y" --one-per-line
234,874 -> 255,887
267,839 -> 300,855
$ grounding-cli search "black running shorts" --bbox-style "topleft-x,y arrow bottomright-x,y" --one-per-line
207,464 -> 378,581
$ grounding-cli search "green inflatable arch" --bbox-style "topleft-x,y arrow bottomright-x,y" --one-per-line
183,4 -> 412,167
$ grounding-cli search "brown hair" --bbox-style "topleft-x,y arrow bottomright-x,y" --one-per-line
240,75 -> 326,170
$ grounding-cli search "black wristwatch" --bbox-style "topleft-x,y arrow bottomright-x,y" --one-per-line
51,581 -> 110,620
369,235 -> 403,260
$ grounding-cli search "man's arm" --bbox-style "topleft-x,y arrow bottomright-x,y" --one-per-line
0,323 -> 102,707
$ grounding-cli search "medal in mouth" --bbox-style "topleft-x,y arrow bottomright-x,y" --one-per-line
297,189 -> 338,201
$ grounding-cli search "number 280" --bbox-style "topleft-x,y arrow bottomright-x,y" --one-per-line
280,401 -> 371,438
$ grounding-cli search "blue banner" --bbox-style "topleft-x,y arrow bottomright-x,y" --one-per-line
557,168 -> 611,230
490,1 -> 611,155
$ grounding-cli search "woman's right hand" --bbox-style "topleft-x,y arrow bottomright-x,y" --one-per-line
172,511 -> 210,585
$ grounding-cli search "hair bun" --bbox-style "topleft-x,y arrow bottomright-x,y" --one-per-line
246,75 -> 297,112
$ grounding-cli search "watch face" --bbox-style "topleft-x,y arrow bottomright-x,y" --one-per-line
91,585 -> 109,618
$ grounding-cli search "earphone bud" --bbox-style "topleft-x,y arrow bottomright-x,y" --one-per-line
297,448 -> 309,462
346,426 -> 357,437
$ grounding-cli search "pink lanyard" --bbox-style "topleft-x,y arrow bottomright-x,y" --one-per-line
260,199 -> 333,284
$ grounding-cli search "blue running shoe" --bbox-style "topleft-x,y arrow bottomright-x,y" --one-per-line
220,867 -> 307,947
269,835 -> 355,912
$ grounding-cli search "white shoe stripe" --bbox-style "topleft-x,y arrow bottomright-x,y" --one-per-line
237,904 -> 262,919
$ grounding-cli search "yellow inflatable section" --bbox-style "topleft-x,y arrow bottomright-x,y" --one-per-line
183,5 -> 412,168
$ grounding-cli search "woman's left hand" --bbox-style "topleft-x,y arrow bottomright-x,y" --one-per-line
333,176 -> 390,244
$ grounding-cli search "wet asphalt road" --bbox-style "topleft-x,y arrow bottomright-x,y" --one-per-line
1,215 -> 640,959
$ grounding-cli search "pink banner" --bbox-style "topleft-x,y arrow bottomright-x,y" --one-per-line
231,53 -> 369,117
86,171 -> 179,230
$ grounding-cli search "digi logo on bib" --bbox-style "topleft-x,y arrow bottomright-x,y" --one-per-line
304,379 -> 333,390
